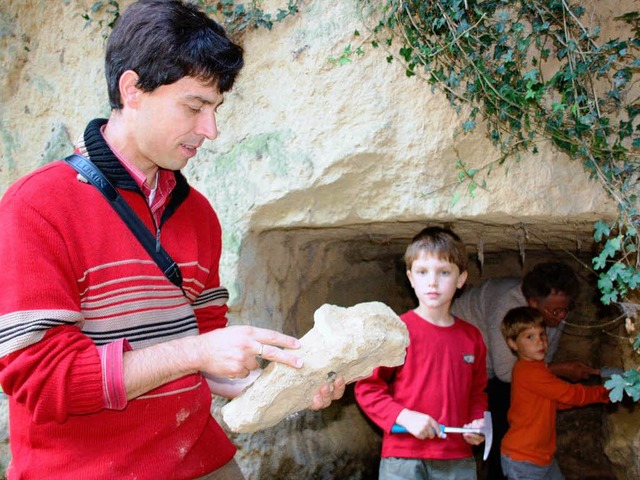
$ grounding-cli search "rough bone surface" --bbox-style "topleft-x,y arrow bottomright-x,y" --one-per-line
221,301 -> 409,433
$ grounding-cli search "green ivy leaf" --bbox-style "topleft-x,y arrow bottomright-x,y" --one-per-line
463,119 -> 476,132
605,374 -> 626,402
593,220 -> 611,241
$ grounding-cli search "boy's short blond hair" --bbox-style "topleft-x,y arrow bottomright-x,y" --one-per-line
404,226 -> 468,272
501,306 -> 546,344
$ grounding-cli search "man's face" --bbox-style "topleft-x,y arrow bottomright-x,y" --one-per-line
128,76 -> 224,174
528,290 -> 571,328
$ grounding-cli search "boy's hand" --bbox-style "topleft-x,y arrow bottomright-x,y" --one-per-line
395,409 -> 445,440
462,417 -> 486,446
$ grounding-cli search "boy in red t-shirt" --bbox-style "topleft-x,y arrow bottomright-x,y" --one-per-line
500,306 -> 609,480
355,226 -> 488,479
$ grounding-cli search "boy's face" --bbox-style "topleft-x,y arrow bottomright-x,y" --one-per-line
507,325 -> 548,362
406,252 -> 467,312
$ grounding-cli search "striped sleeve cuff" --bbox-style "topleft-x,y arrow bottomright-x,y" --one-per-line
97,338 -> 132,410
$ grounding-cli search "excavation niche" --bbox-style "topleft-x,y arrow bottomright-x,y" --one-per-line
216,220 -> 627,480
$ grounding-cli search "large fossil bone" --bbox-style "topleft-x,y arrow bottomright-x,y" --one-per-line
221,301 -> 410,433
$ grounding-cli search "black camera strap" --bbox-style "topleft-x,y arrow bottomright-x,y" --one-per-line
65,154 -> 183,290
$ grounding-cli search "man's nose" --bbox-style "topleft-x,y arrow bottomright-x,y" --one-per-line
196,113 -> 218,140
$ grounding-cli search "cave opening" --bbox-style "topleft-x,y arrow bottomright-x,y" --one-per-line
228,219 -> 622,479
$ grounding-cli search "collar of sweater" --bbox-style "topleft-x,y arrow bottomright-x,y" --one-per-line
77,118 -> 190,216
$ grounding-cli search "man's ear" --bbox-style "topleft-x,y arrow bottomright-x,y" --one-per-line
119,70 -> 142,109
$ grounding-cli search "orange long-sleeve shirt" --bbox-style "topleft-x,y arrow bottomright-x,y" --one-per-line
501,359 -> 609,466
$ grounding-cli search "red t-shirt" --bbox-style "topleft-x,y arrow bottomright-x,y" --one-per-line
355,310 -> 488,460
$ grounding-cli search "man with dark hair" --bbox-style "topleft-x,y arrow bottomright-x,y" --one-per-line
450,261 -> 598,479
0,1 -> 343,478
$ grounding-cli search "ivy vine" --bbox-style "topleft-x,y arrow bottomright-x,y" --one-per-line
82,0 -> 121,38
194,0 -> 298,35
82,1 -> 297,37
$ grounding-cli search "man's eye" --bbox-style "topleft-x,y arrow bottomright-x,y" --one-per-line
188,106 -> 202,113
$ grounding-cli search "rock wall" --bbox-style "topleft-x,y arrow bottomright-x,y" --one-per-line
1,0 -> 639,479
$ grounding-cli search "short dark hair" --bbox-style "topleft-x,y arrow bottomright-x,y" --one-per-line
105,0 -> 244,109
521,261 -> 580,302
404,226 -> 468,272
501,306 -> 546,345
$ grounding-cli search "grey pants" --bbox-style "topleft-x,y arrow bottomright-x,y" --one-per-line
379,457 -> 477,480
501,454 -> 565,480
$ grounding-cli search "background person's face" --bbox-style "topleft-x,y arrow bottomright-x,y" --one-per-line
530,290 -> 571,328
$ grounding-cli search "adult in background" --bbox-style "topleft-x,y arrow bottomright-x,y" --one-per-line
450,261 -> 598,479
0,1 -> 344,479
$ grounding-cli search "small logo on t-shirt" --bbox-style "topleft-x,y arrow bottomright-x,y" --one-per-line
463,354 -> 475,364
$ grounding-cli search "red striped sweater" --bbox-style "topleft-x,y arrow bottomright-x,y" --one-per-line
0,119 -> 236,479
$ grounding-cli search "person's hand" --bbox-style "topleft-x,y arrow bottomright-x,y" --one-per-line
549,361 -> 599,382
394,409 -> 444,440
462,417 -> 485,446
196,325 -> 302,379
309,374 -> 346,410
205,369 -> 263,399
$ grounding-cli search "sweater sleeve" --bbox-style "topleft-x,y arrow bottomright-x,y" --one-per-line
0,326 -> 104,423
355,365 -> 406,433
0,174 -> 106,422
529,363 -> 610,406
96,338 -> 132,410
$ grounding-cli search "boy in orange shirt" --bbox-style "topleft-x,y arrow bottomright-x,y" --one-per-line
499,306 -> 609,480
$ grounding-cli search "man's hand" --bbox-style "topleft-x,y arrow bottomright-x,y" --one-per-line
205,369 -> 262,399
549,361 -> 599,382
394,409 -> 444,440
123,325 -> 304,400
196,325 -> 303,379
202,329 -> 345,410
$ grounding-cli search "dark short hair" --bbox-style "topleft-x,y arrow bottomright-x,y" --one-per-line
521,261 -> 580,302
404,226 -> 468,272
501,306 -> 546,344
105,0 -> 244,109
